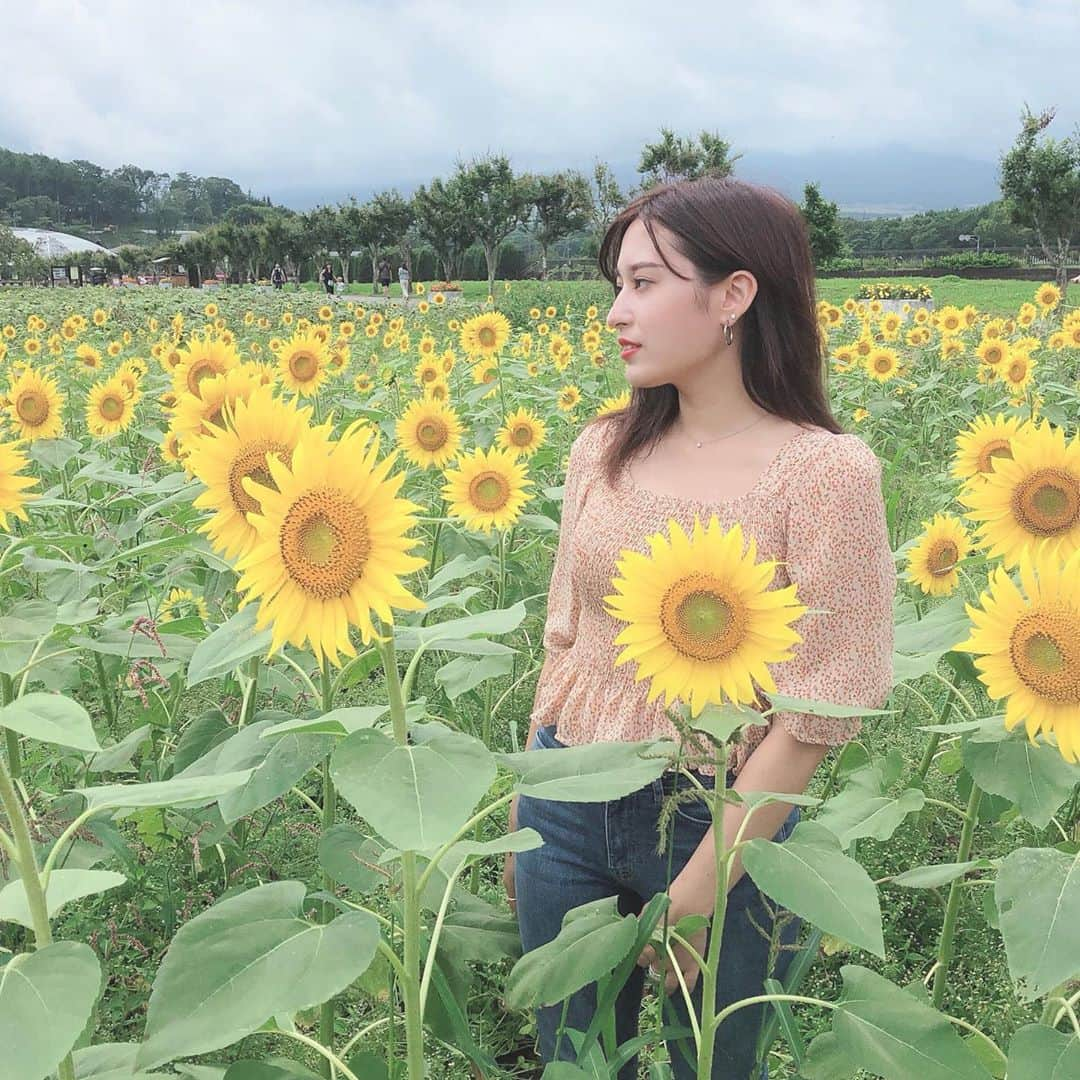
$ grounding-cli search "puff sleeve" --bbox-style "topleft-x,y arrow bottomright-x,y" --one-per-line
539,423 -> 596,657
767,435 -> 896,746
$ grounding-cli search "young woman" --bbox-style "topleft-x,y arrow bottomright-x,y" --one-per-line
319,262 -> 335,296
506,177 -> 895,1079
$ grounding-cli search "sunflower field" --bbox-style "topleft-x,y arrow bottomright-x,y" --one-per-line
0,279 -> 1077,1080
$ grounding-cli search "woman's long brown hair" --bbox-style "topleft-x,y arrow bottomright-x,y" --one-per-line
594,177 -> 842,487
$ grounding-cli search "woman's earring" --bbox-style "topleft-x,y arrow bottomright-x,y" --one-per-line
723,318 -> 735,347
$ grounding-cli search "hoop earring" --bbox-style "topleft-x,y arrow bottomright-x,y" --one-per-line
723,319 -> 735,347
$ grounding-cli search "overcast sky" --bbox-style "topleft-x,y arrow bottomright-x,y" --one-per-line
3,0 -> 1079,210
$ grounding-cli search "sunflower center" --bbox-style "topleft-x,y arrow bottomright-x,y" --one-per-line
511,423 -> 534,447
873,356 -> 892,373
280,487 -> 371,600
1006,360 -> 1027,383
289,350 -> 320,382
100,393 -> 125,422
421,367 -> 437,383
228,439 -> 292,515
469,471 -> 510,513
659,574 -> 746,662
1009,610 -> 1080,704
477,327 -> 497,349
1011,468 -> 1080,537
977,440 -> 1012,474
16,390 -> 49,426
927,540 -> 959,576
416,418 -> 448,452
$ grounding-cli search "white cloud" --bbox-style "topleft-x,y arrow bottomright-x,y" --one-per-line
1,0 -> 1077,204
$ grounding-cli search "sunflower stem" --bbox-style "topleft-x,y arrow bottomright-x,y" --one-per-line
1,672 -> 19,780
238,655 -> 259,728
317,656 -> 339,1077
696,745 -> 731,1077
931,779 -> 982,1011
916,682 -> 956,783
375,628 -> 425,1080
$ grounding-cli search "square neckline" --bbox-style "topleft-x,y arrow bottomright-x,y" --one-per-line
619,425 -> 822,508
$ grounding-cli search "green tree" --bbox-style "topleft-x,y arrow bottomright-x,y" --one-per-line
413,176 -> 474,282
589,159 -> 626,238
1000,105 -> 1080,292
454,155 -> 531,299
800,182 -> 848,265
637,128 -> 741,187
525,170 -> 593,278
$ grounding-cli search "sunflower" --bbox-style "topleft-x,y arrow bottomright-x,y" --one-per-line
459,311 -> 511,358
557,384 -> 582,412
976,339 -> 1009,369
905,514 -> 971,597
277,329 -> 330,396
86,378 -> 136,438
75,343 -> 103,370
956,546 -> 1080,762
863,347 -> 899,382
961,422 -> 1080,568
395,398 -> 464,469
172,333 -> 241,399
186,388 -> 330,561
999,353 -> 1035,396
171,366 -> 262,446
1017,303 -> 1037,328
235,422 -> 426,665
497,407 -> 547,458
1035,282 -> 1061,312
938,306 -> 964,334
0,438 -> 38,530
414,358 -> 441,387
603,517 -> 807,717
6,368 -> 64,441
442,446 -> 532,533
952,414 -> 1028,484
92,308 -> 108,327
353,372 -> 374,394
160,587 -> 210,623
596,390 -> 631,417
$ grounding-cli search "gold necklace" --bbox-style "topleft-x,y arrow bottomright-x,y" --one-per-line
682,413 -> 769,448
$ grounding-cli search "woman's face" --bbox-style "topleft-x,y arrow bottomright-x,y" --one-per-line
606,218 -> 731,390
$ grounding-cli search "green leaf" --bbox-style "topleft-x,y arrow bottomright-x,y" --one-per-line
187,606 -> 273,687
893,595 -> 971,656
72,770 -> 253,810
833,964 -> 993,1080
800,1031 -> 857,1079
137,881 -> 379,1068
332,725 -> 495,851
172,710 -> 233,773
689,701 -> 768,744
505,896 -> 638,1009
497,739 -> 672,802
71,628 -> 197,661
815,764 -> 925,846
995,847 -> 1080,1001
425,827 -> 543,877
72,1042 -> 159,1079
0,601 -> 59,676
435,653 -> 514,700
394,602 -> 525,654
442,907 -> 524,964
1005,1024 -> 1080,1080
0,692 -> 101,752
0,869 -> 126,929
742,821 -> 885,958
218,733 -> 333,824
261,705 -> 386,738
764,692 -> 893,719
318,825 -> 385,895
962,724 -> 1080,828
0,941 -> 102,1080
890,861 -> 984,889
426,553 -> 496,595
87,724 -> 152,774
223,1059 -> 324,1080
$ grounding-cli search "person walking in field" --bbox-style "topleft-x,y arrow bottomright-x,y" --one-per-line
319,262 -> 335,296
505,177 -> 895,1080
271,264 -> 286,289
378,258 -> 392,297
398,262 -> 411,303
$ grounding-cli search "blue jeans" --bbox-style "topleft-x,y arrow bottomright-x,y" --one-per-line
515,725 -> 802,1080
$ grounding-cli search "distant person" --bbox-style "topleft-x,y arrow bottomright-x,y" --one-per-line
378,258 -> 392,297
271,264 -> 287,289
398,262 -> 411,302
319,262 -> 335,296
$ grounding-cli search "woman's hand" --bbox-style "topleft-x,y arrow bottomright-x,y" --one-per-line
636,909 -> 709,997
